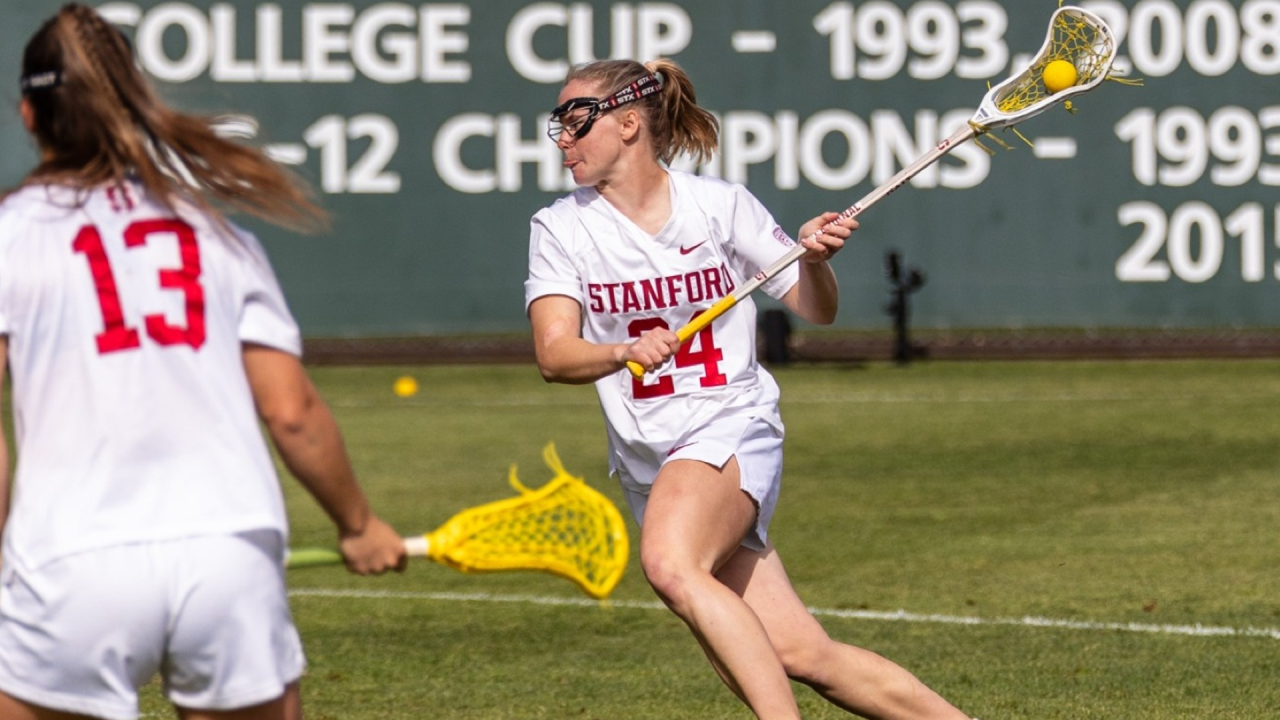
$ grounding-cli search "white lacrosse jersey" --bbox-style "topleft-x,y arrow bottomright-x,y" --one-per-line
526,170 -> 800,479
0,182 -> 300,570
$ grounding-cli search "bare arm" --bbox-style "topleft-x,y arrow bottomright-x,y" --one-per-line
529,294 -> 680,382
781,212 -> 858,325
243,344 -> 405,574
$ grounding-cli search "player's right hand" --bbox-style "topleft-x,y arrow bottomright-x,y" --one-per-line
622,326 -> 681,372
339,515 -> 408,575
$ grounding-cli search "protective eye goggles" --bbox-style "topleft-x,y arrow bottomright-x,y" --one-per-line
546,72 -> 664,141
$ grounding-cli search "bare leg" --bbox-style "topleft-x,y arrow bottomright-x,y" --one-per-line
178,681 -> 299,720
0,690 -> 93,720
640,457 -> 802,720
719,548 -> 970,720
0,687 -> 298,720
283,681 -> 303,720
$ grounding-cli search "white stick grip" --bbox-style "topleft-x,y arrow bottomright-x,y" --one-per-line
403,535 -> 430,557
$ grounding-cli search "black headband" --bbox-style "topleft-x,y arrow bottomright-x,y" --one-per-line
20,70 -> 63,93
595,72 -> 664,111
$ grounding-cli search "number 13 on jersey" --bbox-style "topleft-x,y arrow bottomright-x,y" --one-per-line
72,218 -> 207,354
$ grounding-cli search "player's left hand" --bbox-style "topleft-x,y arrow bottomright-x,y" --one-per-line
797,212 -> 857,264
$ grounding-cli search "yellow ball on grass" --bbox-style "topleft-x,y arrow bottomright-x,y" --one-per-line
1042,59 -> 1079,94
393,375 -> 419,398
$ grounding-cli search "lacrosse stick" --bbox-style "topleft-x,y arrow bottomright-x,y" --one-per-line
628,5 -> 1121,378
287,443 -> 630,600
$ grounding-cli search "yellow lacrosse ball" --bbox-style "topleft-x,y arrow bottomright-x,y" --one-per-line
393,375 -> 419,397
1042,60 -> 1079,93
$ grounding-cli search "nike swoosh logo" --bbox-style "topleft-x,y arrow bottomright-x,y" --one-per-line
679,240 -> 708,255
667,441 -> 698,456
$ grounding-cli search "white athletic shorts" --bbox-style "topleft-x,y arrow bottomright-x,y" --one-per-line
618,415 -> 784,552
0,530 -> 304,720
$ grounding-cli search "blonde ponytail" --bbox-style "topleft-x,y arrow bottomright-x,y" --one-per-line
642,59 -> 719,165
564,58 -> 720,166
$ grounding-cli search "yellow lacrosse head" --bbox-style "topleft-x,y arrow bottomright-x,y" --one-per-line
995,7 -> 1116,115
423,443 -> 630,600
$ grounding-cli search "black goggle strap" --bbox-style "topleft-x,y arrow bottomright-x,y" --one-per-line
596,72 -> 664,111
20,70 -> 63,93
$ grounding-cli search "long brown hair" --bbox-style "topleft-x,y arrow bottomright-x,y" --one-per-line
17,3 -> 326,232
565,58 -> 719,166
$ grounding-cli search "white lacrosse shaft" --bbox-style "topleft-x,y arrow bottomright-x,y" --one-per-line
626,5 -> 1117,379
626,122 -> 978,379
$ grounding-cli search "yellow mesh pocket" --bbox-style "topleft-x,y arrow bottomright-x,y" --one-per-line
425,443 -> 629,599
995,9 -> 1116,114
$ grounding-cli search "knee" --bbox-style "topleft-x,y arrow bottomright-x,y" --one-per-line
775,640 -> 833,686
639,545 -> 698,612
782,642 -> 931,709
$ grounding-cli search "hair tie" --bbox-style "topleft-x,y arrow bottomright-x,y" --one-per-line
652,71 -> 665,88
20,70 -> 62,93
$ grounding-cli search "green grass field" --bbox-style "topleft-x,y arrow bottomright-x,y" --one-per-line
143,359 -> 1280,719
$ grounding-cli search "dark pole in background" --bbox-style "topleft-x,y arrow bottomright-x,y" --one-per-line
760,308 -> 792,365
884,250 -> 927,365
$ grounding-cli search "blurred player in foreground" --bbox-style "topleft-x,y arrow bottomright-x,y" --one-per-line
526,58 -> 973,720
0,5 -> 405,720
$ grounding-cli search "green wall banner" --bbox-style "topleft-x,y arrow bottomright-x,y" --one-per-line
2,1 -> 1277,336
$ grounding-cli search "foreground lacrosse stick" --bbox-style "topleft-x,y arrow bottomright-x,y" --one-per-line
287,443 -> 630,600
629,5 -> 1122,378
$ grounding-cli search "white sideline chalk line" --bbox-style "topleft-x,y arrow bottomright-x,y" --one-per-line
289,588 -> 1280,641
333,389 -> 1275,409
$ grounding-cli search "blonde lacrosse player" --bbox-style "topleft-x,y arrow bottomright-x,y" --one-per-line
0,5 -> 406,720
526,58 -> 972,720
